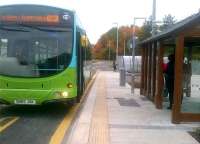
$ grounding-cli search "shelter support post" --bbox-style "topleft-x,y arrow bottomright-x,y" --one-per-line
155,41 -> 164,109
151,42 -> 157,100
147,44 -> 152,98
144,46 -> 148,96
172,35 -> 184,124
140,47 -> 145,95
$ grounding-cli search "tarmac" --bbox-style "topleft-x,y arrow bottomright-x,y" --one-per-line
65,71 -> 200,144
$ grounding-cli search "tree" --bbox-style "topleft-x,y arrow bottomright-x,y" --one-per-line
137,20 -> 152,41
93,26 -> 139,59
160,14 -> 176,31
137,14 -> 176,42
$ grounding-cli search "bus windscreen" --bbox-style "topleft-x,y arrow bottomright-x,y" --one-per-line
0,5 -> 74,77
0,26 -> 73,77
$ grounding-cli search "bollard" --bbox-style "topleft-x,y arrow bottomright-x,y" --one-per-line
131,73 -> 135,93
120,68 -> 126,86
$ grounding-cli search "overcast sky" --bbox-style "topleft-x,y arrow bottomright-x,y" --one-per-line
0,0 -> 200,44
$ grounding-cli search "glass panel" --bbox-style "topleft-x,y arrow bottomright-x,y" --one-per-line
181,46 -> 200,113
0,38 -> 8,57
0,26 -> 73,77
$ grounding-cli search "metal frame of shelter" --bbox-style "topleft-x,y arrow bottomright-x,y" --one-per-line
139,12 -> 200,124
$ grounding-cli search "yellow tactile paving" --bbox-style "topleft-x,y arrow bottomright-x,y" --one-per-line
50,73 -> 97,144
88,75 -> 110,144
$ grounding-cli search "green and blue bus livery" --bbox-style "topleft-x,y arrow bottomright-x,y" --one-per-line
0,4 -> 92,105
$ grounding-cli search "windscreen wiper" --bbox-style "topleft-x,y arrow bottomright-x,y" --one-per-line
0,25 -> 29,32
17,24 -> 70,32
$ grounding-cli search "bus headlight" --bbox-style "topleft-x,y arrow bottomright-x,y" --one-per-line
61,91 -> 68,98
54,91 -> 69,98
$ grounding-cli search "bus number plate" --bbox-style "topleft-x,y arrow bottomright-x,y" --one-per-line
14,100 -> 36,105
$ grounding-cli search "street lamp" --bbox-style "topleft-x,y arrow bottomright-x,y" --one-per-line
132,17 -> 146,67
107,40 -> 111,61
131,17 -> 146,93
123,39 -> 126,56
152,0 -> 157,36
113,22 -> 119,61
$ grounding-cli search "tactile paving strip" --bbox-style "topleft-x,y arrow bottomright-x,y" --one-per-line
88,74 -> 110,144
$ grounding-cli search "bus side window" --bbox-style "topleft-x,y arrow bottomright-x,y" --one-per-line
0,39 -> 8,57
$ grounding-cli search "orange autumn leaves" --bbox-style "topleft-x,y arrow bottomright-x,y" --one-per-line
93,26 -> 140,59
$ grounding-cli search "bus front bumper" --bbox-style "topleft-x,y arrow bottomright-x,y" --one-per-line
0,89 -> 77,105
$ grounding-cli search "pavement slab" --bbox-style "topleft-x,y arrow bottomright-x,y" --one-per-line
65,71 -> 200,144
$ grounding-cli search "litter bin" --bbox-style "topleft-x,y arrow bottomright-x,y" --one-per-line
131,73 -> 135,93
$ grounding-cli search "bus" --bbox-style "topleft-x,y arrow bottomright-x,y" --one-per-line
0,4 -> 93,105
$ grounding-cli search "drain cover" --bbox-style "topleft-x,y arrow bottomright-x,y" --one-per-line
115,98 -> 140,107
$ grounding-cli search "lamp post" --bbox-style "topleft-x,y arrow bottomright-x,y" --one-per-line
124,39 -> 126,56
131,17 -> 146,93
152,0 -> 156,36
113,22 -> 119,61
108,40 -> 111,61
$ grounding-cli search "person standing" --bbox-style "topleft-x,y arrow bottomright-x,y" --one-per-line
113,60 -> 117,71
162,61 -> 168,97
165,54 -> 175,109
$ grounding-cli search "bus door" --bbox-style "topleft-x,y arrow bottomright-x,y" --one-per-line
77,32 -> 84,102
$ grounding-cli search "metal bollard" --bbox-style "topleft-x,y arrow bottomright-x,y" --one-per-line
131,73 -> 135,93
120,69 -> 126,86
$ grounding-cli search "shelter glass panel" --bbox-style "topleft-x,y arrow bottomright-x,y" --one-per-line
181,46 -> 200,113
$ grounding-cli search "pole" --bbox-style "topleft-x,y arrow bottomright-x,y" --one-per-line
124,40 -> 126,56
132,18 -> 136,63
116,24 -> 119,61
113,22 -> 119,65
152,0 -> 156,36
131,19 -> 136,93
131,17 -> 146,94
108,40 -> 111,61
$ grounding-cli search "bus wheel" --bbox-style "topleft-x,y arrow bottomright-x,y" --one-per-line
76,96 -> 81,103
66,98 -> 77,106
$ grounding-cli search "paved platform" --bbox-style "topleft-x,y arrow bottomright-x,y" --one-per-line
65,71 -> 199,144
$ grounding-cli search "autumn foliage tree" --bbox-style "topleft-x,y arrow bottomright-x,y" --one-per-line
93,26 -> 140,60
93,14 -> 176,60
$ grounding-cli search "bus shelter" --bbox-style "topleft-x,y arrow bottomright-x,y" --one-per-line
139,12 -> 200,123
